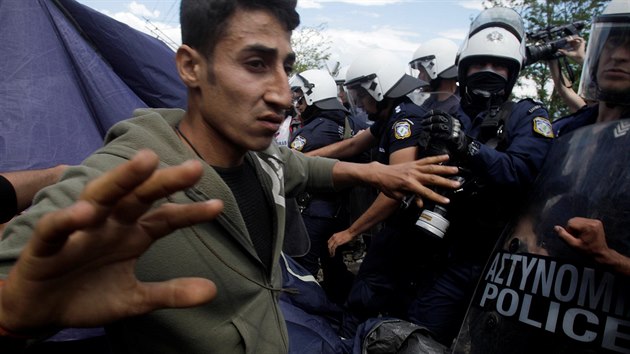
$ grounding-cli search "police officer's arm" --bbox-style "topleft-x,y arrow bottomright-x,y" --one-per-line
305,128 -> 377,159
0,150 -> 222,338
555,217 -> 630,276
328,148 -> 457,256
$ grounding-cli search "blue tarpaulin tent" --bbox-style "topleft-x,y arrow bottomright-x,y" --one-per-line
0,0 -> 186,171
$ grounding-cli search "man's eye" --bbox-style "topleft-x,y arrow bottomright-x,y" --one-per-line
284,64 -> 294,75
247,60 -> 266,70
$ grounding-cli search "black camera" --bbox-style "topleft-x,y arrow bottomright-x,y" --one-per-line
411,138 -> 467,239
524,21 -> 586,66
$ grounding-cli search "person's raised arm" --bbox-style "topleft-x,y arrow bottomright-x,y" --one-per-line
547,59 -> 586,113
0,150 -> 223,337
306,128 -> 376,159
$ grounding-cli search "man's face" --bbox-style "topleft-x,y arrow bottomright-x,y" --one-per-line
596,34 -> 630,94
196,9 -> 294,154
417,66 -> 431,82
293,90 -> 307,113
349,86 -> 378,115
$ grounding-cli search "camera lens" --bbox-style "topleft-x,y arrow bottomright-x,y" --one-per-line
416,204 -> 450,239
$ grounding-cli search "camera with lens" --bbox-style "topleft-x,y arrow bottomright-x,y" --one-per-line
408,134 -> 469,240
524,20 -> 586,66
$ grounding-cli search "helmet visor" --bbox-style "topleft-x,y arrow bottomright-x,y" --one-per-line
410,55 -> 437,81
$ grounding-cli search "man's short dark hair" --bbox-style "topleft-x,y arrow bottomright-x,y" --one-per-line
180,0 -> 300,59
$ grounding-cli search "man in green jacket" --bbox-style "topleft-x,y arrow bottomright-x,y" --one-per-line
0,0 -> 460,352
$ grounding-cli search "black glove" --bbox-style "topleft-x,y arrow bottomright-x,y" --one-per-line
421,110 -> 473,159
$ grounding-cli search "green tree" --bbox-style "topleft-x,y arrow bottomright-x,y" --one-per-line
483,0 -> 609,119
291,24 -> 332,74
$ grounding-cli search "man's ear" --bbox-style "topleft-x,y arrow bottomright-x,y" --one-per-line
176,45 -> 204,88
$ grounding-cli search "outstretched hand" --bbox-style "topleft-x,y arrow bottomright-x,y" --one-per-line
368,154 -> 460,208
0,150 -> 224,335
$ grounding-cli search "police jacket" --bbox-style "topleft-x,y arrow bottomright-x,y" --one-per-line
447,98 -> 554,263
290,109 -> 347,218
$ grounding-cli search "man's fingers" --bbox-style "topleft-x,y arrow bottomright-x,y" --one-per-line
135,278 -> 217,314
30,201 -> 99,257
328,242 -> 337,257
139,200 -> 224,240
415,154 -> 451,166
113,160 -> 204,223
80,150 -> 160,211
555,225 -> 579,247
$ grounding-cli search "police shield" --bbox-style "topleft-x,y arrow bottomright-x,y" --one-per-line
453,119 -> 630,354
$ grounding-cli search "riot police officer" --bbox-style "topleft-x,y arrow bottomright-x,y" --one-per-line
409,38 -> 461,115
553,0 -> 630,136
408,7 -> 555,345
288,69 -> 356,303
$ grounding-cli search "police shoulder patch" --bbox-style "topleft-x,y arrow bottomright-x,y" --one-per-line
290,135 -> 307,151
394,120 -> 412,140
533,117 -> 554,138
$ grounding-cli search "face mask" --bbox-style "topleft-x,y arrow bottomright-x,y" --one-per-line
463,71 -> 509,115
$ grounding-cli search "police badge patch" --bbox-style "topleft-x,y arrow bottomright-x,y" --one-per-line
532,117 -> 554,138
290,135 -> 307,151
394,120 -> 412,140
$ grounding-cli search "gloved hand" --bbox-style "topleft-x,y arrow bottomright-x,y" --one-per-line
421,110 -> 473,159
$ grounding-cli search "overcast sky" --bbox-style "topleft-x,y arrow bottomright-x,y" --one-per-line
76,0 -> 488,70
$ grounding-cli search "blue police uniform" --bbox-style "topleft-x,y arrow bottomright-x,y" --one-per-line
406,98 -> 555,344
341,97 -> 435,336
289,108 -> 356,304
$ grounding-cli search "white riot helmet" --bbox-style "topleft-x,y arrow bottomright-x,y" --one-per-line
289,69 -> 347,111
457,7 -> 527,109
409,38 -> 459,82
578,0 -> 630,106
468,6 -> 526,42
344,49 -> 426,102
